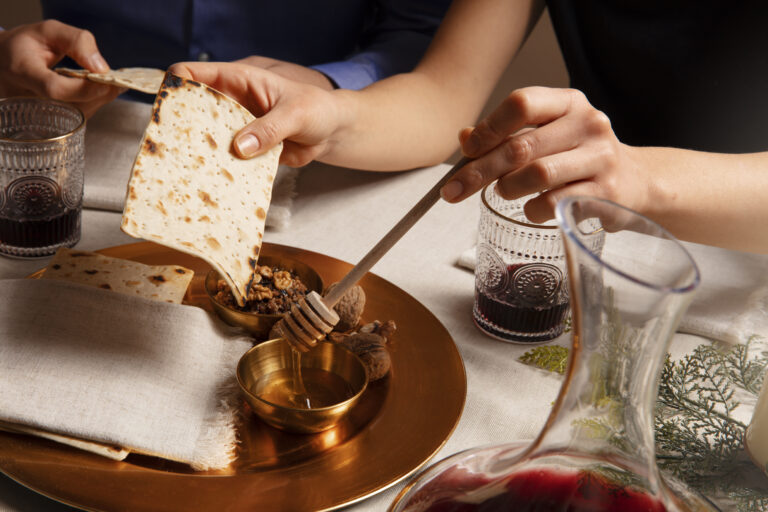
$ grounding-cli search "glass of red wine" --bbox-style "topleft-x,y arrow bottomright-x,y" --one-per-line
0,98 -> 85,258
473,185 -> 603,343
390,197 -> 719,511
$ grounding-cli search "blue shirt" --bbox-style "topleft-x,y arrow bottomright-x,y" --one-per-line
41,0 -> 452,91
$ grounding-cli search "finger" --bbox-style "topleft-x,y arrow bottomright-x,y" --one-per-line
169,61 -> 221,81
39,20 -> 108,72
280,140 -> 326,168
522,181 -> 603,224
169,62 -> 249,92
169,62 -> 270,112
23,62 -> 118,102
233,55 -> 276,68
458,126 -> 473,152
70,86 -> 124,118
442,115 -> 587,203
462,87 -> 585,158
494,146 -> 597,200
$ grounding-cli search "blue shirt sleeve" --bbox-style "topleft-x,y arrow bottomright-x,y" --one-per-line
311,0 -> 452,90
39,0 -> 452,91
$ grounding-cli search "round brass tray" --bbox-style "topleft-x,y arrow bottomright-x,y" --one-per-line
0,241 -> 466,512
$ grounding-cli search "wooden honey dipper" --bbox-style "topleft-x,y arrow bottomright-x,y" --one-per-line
275,157 -> 471,351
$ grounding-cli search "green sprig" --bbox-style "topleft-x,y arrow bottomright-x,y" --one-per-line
518,336 -> 768,511
518,345 -> 570,374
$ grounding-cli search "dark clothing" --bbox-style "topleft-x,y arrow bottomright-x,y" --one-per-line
40,0 -> 451,91
546,0 -> 768,153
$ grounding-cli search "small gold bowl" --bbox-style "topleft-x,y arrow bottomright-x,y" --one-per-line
204,255 -> 324,340
236,338 -> 368,433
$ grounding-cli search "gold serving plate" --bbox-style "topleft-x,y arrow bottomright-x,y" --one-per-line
5,241 -> 466,512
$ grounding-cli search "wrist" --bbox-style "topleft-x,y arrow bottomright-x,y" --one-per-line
625,145 -> 667,221
321,89 -> 359,162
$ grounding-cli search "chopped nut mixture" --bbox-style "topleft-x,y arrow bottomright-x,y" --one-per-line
214,264 -> 309,314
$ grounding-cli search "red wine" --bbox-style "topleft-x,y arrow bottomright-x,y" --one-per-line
474,263 -> 568,342
416,467 -> 667,512
0,209 -> 80,249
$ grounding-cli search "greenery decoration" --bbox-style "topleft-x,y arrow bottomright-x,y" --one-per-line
518,336 -> 768,511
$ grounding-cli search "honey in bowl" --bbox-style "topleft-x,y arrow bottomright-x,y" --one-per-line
258,362 -> 358,410
237,339 -> 368,433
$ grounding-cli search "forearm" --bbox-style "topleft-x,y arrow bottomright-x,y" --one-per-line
318,0 -> 543,170
639,146 -> 768,253
325,73 -> 470,170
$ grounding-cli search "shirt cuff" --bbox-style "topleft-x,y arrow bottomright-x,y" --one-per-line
311,57 -> 382,91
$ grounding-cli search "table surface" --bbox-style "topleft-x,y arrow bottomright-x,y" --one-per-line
0,109 -> 764,511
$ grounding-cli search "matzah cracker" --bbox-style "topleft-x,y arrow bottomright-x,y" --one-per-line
56,67 -> 165,94
121,72 -> 282,306
42,248 -> 193,304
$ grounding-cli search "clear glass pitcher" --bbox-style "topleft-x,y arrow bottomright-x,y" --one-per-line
390,196 -> 719,511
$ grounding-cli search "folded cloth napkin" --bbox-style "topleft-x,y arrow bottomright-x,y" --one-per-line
0,279 -> 252,470
458,238 -> 768,346
84,98 -> 298,229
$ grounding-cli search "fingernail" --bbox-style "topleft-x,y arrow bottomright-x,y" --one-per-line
235,133 -> 260,157
89,53 -> 108,73
441,180 -> 464,202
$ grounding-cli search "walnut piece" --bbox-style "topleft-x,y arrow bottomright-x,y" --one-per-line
248,284 -> 273,301
326,282 -> 366,332
340,332 -> 391,381
272,270 -> 293,290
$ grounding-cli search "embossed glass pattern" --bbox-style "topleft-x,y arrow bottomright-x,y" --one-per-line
473,185 -> 602,343
0,98 -> 85,258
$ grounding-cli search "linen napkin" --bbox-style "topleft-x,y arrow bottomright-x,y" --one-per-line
458,238 -> 768,346
84,98 -> 298,229
0,278 -> 252,470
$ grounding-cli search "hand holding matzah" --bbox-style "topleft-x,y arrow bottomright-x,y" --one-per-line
170,62 -> 336,169
0,20 -> 122,117
121,72 -> 282,306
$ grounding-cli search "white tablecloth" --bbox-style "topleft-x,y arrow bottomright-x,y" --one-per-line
1,105 -> 766,512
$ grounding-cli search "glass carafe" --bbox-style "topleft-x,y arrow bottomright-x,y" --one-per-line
390,196 -> 719,512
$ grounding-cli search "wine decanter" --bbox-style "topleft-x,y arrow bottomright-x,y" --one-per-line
390,196 -> 719,512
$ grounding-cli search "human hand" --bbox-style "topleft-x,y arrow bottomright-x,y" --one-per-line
440,86 -> 649,223
234,55 -> 335,91
0,20 -> 122,118
170,61 -> 343,167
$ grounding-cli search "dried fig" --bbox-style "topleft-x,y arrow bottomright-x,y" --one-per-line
340,332 -> 391,381
359,319 -> 397,342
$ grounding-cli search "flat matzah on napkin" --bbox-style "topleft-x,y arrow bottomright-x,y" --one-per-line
121,72 -> 283,306
42,248 -> 193,303
0,279 -> 251,470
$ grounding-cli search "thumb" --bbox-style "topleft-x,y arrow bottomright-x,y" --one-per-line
233,109 -> 293,159
168,62 -> 324,161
